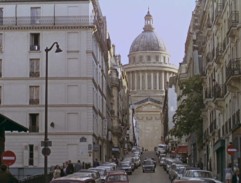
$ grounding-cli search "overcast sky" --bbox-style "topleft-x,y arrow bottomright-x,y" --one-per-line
98,1 -> 196,66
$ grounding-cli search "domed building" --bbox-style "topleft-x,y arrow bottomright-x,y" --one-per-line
123,10 -> 178,150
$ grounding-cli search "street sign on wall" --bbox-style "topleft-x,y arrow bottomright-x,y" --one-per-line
227,143 -> 237,156
2,150 -> 16,166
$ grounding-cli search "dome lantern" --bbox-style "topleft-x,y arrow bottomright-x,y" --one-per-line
143,8 -> 154,32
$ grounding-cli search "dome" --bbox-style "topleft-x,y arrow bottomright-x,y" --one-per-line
129,31 -> 166,53
129,10 -> 167,53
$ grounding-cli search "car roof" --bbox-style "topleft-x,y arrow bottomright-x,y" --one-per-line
51,176 -> 95,182
107,170 -> 127,175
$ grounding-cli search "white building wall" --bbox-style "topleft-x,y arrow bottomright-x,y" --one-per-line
0,1 -> 108,168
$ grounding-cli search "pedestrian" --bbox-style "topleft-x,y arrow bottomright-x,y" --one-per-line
66,160 -> 74,174
75,160 -> 82,172
225,163 -> 233,183
197,158 -> 203,170
232,168 -> 240,183
0,164 -> 19,183
52,165 -> 61,179
93,159 -> 100,167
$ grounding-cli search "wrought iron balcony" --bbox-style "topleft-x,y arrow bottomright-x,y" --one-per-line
209,119 -> 217,134
215,43 -> 223,64
0,16 -> 94,27
214,2 -> 224,25
226,58 -> 241,87
213,84 -> 227,99
232,109 -> 241,131
227,11 -> 239,37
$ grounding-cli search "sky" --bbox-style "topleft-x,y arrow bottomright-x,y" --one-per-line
98,0 -> 196,67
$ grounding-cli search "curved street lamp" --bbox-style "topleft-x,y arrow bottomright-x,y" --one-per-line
44,42 -> 62,183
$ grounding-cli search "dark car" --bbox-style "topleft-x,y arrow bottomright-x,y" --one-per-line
118,161 -> 133,175
142,159 -> 155,173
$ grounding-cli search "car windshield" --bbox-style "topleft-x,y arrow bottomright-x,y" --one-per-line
107,175 -> 128,181
189,171 -> 213,178
143,161 -> 153,165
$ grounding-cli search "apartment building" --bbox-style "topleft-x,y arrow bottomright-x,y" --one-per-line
0,0 -> 112,170
177,0 -> 241,181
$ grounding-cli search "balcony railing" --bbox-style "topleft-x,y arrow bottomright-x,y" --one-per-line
0,16 -> 94,27
215,2 -> 224,19
204,87 -> 213,99
29,99 -> 39,105
226,58 -> 241,81
227,11 -> 239,36
213,84 -> 227,99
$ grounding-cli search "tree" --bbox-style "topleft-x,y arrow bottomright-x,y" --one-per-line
170,75 -> 204,146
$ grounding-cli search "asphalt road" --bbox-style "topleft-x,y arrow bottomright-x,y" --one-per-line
129,151 -> 171,183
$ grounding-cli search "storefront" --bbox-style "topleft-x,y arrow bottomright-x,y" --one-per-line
0,113 -> 28,164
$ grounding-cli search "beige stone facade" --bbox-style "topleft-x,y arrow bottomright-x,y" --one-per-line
124,10 -> 177,150
176,0 -> 241,181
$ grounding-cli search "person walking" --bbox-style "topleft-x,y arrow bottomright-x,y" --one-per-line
225,163 -> 233,183
232,169 -> 240,183
0,164 -> 19,183
75,160 -> 82,172
52,165 -> 61,179
197,158 -> 203,170
93,159 -> 100,167
66,160 -> 74,175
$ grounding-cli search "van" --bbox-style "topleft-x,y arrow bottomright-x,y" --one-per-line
157,143 -> 167,155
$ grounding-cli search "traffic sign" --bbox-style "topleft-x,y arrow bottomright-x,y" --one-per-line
42,147 -> 51,156
2,150 -> 16,166
227,143 -> 237,156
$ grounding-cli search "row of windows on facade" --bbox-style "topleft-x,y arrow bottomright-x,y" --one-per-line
129,55 -> 169,64
0,33 -> 41,52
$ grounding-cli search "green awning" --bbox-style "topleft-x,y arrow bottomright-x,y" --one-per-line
0,113 -> 28,132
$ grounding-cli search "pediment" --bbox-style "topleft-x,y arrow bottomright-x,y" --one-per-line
135,102 -> 161,112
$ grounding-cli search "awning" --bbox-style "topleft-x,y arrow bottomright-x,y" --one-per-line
176,145 -> 188,154
0,114 -> 28,132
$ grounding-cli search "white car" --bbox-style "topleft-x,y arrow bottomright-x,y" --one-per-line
181,169 -> 222,183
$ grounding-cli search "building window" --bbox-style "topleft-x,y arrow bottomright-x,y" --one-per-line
0,59 -> 2,77
29,144 -> 34,166
30,59 -> 40,77
0,86 -> 1,104
133,56 -> 135,63
155,55 -> 159,62
29,113 -> 39,132
147,55 -> 151,61
29,86 -> 39,104
31,7 -> 41,24
30,33 -> 40,51
0,33 -> 2,52
0,8 -> 3,25
137,72 -> 140,90
139,55 -> 143,62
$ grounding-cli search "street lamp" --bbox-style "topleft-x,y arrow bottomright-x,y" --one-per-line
44,42 -> 62,183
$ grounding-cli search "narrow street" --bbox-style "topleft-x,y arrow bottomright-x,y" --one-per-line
129,151 -> 170,183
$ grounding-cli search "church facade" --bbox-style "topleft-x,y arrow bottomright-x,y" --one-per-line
123,10 -> 178,150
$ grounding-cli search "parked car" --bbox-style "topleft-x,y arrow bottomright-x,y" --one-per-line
88,167 -> 107,183
181,169 -> 222,183
142,159 -> 155,173
50,176 -> 96,183
118,161 -> 133,175
101,162 -> 117,170
73,169 -> 101,183
105,170 -> 129,183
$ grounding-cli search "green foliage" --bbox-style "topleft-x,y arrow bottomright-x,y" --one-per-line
170,75 -> 204,145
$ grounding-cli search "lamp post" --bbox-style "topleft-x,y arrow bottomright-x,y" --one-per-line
44,42 -> 62,183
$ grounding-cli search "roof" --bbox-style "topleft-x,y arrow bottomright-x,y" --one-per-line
0,113 -> 28,132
